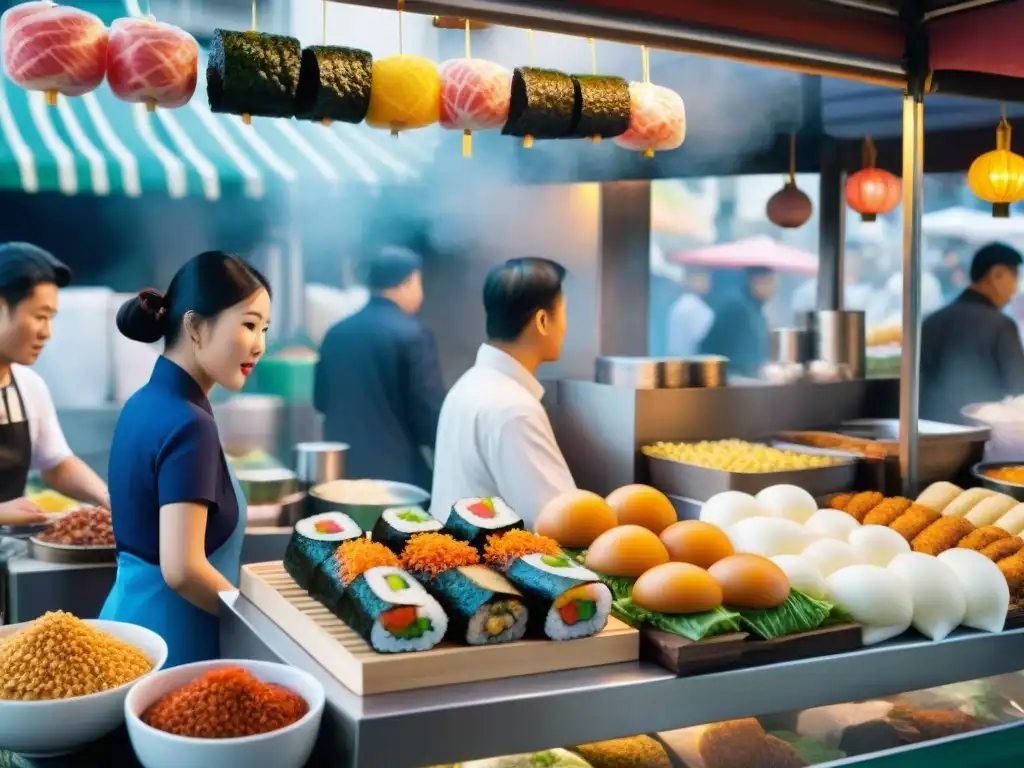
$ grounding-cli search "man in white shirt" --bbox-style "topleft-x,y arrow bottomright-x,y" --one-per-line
430,257 -> 575,526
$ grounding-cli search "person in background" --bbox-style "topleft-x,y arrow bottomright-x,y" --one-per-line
314,246 -> 444,490
698,266 -> 777,378
0,243 -> 108,525
790,248 -> 873,316
666,267 -> 714,357
430,257 -> 575,527
921,242 -> 1024,424
101,251 -> 271,667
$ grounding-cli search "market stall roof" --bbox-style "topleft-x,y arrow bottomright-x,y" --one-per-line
0,0 -> 435,200
666,235 -> 819,275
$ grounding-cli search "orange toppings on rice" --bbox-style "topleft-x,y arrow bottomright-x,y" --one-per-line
483,529 -> 562,570
400,533 -> 479,579
336,539 -> 399,585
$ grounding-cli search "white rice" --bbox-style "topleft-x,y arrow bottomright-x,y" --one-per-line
543,583 -> 612,641
381,505 -> 442,534
369,603 -> 448,652
295,512 -> 362,541
465,601 -> 529,645
452,496 -> 520,529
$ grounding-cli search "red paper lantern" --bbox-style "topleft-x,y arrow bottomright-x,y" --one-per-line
846,137 -> 901,222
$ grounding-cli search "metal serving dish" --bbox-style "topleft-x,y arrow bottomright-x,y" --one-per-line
234,467 -> 299,506
644,442 -> 858,502
972,462 -> 1024,501
308,479 -> 430,531
838,418 -> 991,491
596,356 -> 728,389
27,537 -> 115,564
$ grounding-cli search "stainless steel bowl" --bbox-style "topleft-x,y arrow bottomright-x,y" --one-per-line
234,467 -> 298,506
595,356 -> 727,389
972,462 -> 1024,501
308,479 -> 430,531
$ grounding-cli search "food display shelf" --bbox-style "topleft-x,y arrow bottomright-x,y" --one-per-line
219,591 -> 1024,768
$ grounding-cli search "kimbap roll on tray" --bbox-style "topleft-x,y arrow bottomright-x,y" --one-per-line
332,539 -> 448,653
484,530 -> 612,641
445,496 -> 524,551
372,505 -> 443,554
283,512 -> 363,590
401,533 -> 529,645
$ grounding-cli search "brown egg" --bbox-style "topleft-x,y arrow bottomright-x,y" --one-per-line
585,524 -> 670,578
632,562 -> 724,614
708,554 -> 790,609
606,484 -> 678,534
535,490 -> 618,548
660,520 -> 734,569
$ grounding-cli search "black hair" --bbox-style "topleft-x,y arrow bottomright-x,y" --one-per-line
0,242 -> 71,309
361,246 -> 422,292
970,242 -> 1023,283
483,257 -> 566,342
116,251 -> 270,346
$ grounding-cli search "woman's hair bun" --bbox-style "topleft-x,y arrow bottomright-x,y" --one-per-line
116,289 -> 167,344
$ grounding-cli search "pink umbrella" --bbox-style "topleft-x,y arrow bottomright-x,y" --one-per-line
666,235 -> 819,275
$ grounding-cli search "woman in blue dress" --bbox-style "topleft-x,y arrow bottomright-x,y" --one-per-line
101,251 -> 270,667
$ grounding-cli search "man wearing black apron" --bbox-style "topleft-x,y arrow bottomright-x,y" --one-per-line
0,243 -> 107,525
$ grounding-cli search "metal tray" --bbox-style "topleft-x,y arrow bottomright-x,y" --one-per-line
972,461 -> 1024,501
27,537 -> 116,564
645,442 -> 858,501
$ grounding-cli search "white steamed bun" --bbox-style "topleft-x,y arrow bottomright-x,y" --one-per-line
802,539 -> 861,577
848,525 -> 911,566
937,548 -> 1009,633
827,564 -> 913,645
805,509 -> 861,541
700,491 -> 766,529
771,555 -> 829,600
887,552 -> 966,641
756,484 -> 818,524
728,516 -> 809,557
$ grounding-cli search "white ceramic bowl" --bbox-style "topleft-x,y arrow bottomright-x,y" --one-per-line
0,618 -> 168,757
125,659 -> 325,768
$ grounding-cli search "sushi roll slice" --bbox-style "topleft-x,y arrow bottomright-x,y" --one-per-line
401,533 -> 529,645
445,496 -> 524,551
372,505 -> 443,554
484,530 -> 611,641
283,512 -> 363,590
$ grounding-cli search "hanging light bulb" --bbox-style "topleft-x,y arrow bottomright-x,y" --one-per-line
968,109 -> 1024,218
766,133 -> 812,228
846,136 -> 901,222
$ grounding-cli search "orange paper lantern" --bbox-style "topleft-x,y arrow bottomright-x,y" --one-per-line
846,137 -> 901,222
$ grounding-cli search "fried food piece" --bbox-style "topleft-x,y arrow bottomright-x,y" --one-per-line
575,736 -> 672,768
829,494 -> 853,511
999,553 -> 1024,599
890,707 -> 981,740
912,516 -> 975,556
957,525 -> 1011,552
698,719 -> 768,768
981,536 -> 1024,562
844,491 -> 885,523
759,735 -> 809,768
889,504 -> 941,542
863,497 -> 912,526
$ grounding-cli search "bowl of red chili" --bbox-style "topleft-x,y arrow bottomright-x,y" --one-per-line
124,659 -> 325,768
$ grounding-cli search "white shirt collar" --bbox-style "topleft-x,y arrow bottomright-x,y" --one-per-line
475,344 -> 545,401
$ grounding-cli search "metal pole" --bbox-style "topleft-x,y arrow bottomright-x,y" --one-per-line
817,137 -> 846,311
898,91 -> 925,495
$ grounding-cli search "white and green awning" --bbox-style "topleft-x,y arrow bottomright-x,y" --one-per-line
0,0 -> 438,200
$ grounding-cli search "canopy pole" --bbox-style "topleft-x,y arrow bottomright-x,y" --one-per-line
817,136 -> 846,311
898,88 -> 925,496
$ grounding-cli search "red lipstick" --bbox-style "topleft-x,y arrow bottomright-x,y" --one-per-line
240,363 -> 254,376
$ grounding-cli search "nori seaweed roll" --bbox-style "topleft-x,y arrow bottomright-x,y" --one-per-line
505,553 -> 612,641
566,74 -> 631,140
502,67 -> 576,141
283,511 -> 363,591
310,538 -> 397,613
401,533 -> 529,645
293,44 -> 372,124
208,29 -> 302,119
372,505 -> 443,554
444,496 -> 524,551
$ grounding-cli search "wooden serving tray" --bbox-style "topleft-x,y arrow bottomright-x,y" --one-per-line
239,561 -> 639,695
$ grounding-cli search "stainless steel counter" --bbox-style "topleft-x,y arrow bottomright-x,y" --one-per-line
219,591 -> 1024,768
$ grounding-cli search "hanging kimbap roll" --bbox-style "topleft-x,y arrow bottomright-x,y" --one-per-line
372,505 -> 443,555
283,511 -> 363,591
331,539 -> 448,653
445,496 -> 525,551
401,533 -> 529,646
485,530 -> 611,641
207,29 -> 302,120
293,44 -> 373,124
502,67 -> 576,141
565,74 -> 631,140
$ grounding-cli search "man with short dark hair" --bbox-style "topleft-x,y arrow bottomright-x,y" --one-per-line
921,241 -> 1024,423
429,257 -> 576,526
314,246 -> 445,488
0,242 -> 108,525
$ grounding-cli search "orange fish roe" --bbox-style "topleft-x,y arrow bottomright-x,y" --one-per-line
483,529 -> 562,570
984,466 -> 1024,486
400,533 -> 479,579
335,539 -> 399,586
142,666 -> 308,739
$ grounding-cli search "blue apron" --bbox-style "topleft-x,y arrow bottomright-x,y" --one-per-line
100,466 -> 247,668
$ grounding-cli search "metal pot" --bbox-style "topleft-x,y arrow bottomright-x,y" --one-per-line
595,356 -> 728,389
308,479 -> 430,532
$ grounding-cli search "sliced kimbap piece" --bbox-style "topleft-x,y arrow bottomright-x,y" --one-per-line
283,511 -> 363,591
507,553 -> 612,641
372,505 -> 443,555
445,496 -> 524,551
401,533 -> 529,645
208,29 -> 302,120
565,74 -> 631,140
339,565 -> 448,653
293,44 -> 373,124
502,67 -> 576,142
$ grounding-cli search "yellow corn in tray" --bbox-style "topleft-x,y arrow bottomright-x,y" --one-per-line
642,439 -> 843,473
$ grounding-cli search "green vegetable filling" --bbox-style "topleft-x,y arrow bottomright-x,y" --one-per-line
384,574 -> 409,591
397,509 -> 429,523
389,617 -> 434,640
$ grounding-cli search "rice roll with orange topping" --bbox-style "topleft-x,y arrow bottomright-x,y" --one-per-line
401,533 -> 528,645
445,496 -> 524,551
283,511 -> 363,590
332,539 -> 448,653
484,530 -> 612,641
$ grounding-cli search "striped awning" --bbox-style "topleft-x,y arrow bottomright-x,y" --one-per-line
0,0 -> 438,200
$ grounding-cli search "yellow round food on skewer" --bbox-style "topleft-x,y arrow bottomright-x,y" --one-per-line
965,493 -> 1018,527
941,487 -> 995,518
366,55 -> 441,133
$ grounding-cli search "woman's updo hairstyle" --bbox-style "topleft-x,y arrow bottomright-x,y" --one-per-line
117,251 -> 270,346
